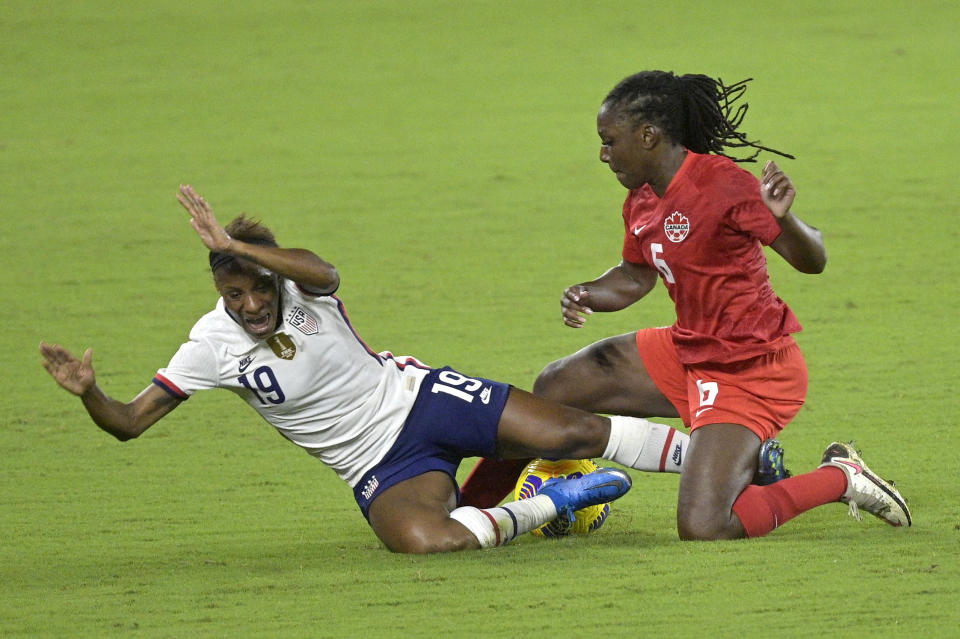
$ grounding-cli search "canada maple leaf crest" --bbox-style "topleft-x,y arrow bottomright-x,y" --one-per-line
664,211 -> 690,243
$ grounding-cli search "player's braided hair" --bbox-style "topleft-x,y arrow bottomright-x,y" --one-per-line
603,71 -> 794,162
209,214 -> 279,272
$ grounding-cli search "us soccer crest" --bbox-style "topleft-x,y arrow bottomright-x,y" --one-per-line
267,333 -> 297,360
286,305 -> 319,335
664,211 -> 690,243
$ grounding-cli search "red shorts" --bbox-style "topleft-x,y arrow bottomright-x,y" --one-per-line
635,327 -> 807,440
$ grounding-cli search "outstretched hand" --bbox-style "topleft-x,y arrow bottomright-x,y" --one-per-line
40,342 -> 96,397
177,184 -> 233,252
760,161 -> 796,219
561,286 -> 593,328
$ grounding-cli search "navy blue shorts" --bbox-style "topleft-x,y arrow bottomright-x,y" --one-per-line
353,366 -> 511,520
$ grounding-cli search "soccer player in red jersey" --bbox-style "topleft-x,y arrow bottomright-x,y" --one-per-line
465,71 -> 911,538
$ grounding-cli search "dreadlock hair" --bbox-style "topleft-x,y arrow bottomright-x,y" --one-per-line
603,71 -> 794,162
209,214 -> 279,273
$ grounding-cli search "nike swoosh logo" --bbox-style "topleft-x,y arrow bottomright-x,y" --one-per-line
238,358 -> 254,373
695,407 -> 714,418
633,224 -> 647,235
591,480 -> 626,491
833,459 -> 863,475
480,387 -> 492,405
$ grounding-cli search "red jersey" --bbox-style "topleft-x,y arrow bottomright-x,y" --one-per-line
621,151 -> 801,364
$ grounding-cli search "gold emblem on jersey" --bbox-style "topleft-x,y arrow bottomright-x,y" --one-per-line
267,333 -> 297,360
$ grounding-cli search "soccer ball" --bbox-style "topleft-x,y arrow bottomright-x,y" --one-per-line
514,458 -> 611,537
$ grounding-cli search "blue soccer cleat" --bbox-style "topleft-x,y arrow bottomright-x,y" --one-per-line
754,438 -> 792,486
538,467 -> 632,523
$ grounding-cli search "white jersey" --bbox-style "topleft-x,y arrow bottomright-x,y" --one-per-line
154,280 -> 431,486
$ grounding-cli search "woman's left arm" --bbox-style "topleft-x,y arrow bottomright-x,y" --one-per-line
761,161 -> 827,274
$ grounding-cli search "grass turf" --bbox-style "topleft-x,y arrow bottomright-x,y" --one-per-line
2,1 -> 959,637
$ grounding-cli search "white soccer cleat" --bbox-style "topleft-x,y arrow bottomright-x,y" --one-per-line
819,441 -> 911,527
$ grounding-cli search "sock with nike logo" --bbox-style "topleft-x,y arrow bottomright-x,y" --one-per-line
603,415 -> 688,473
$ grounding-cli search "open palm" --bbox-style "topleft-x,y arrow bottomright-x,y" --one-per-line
40,342 -> 96,397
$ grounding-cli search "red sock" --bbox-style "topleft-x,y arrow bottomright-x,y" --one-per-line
459,458 -> 532,508
732,467 -> 847,537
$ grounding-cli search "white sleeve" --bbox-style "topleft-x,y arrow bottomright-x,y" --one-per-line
155,339 -> 220,398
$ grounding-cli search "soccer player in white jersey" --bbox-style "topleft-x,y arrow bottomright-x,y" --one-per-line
40,185 -> 700,554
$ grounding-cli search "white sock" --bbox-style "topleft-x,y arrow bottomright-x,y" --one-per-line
602,415 -> 687,473
449,495 -> 558,548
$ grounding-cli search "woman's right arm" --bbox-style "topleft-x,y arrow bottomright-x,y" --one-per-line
560,260 -> 658,328
176,184 -> 340,294
40,342 -> 181,441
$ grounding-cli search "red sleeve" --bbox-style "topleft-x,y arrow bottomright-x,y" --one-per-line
621,190 -> 647,264
727,199 -> 782,246
716,161 -> 781,245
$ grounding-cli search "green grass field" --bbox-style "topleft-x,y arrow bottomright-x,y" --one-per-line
3,1 -> 959,637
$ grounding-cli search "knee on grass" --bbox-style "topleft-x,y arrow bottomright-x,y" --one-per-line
676,508 -> 745,541
378,520 -> 482,554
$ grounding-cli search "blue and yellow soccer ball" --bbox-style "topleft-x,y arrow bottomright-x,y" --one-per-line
514,458 -> 611,537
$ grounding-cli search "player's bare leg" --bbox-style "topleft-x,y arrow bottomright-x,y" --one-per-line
494,388 -> 610,460
463,378 -> 689,509
460,388 -> 611,508
502,344 -> 690,471
676,423 -> 759,540
463,334 -> 680,507
367,468 -> 630,553
368,471 -> 481,553
533,332 -> 680,418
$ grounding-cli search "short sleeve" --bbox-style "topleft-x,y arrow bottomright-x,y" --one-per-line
727,200 -> 782,246
154,339 -> 220,398
620,188 -> 651,264
622,221 -> 645,264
